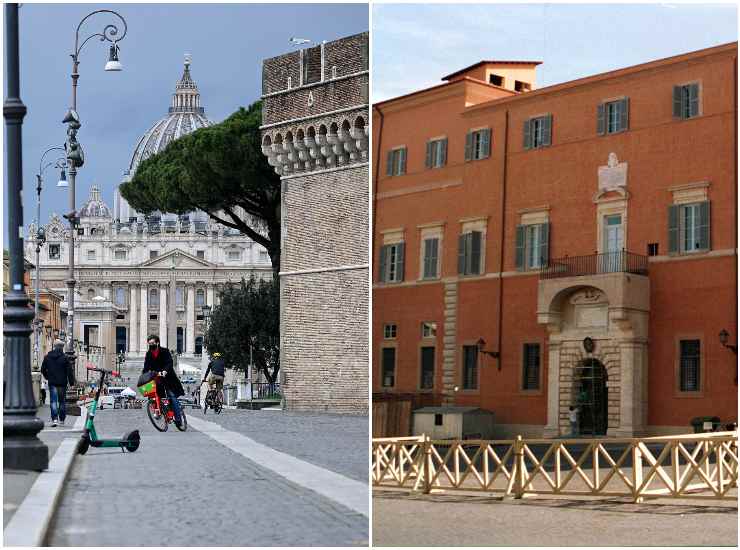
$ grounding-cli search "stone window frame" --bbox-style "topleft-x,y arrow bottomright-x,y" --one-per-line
674,334 -> 705,398
421,321 -> 437,340
148,287 -> 159,308
114,286 -> 127,307
673,79 -> 703,120
48,244 -> 61,260
86,249 -> 96,261
418,222 -> 444,281
113,248 -> 128,261
383,323 -> 397,340
459,217 -> 488,277
458,340 -> 481,395
379,342 -> 398,390
519,339 -> 545,396
668,182 -> 711,257
595,198 -> 628,255
380,228 -> 405,284
517,207 -> 550,271
417,342 -> 437,392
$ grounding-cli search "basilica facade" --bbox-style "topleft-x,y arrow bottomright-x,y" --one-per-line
26,57 -> 272,362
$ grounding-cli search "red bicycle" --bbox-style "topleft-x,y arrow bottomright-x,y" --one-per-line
142,374 -> 187,432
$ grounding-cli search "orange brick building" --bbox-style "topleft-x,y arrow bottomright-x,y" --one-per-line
372,43 -> 738,438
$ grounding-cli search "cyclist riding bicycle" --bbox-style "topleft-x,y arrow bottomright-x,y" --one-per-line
202,352 -> 226,401
141,334 -> 185,428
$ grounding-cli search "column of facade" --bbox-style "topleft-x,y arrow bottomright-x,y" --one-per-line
543,340 -> 562,437
129,284 -> 138,354
103,282 -> 111,301
159,284 -> 168,347
186,284 -> 195,354
139,283 -> 148,351
206,284 -> 214,307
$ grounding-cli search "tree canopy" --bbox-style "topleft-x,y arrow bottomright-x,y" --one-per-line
119,101 -> 282,271
203,276 -> 280,383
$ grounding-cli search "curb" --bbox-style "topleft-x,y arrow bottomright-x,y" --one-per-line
3,407 -> 87,547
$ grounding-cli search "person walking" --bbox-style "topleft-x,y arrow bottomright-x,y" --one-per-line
41,340 -> 75,427
569,406 -> 580,437
39,376 -> 48,406
141,334 -> 185,427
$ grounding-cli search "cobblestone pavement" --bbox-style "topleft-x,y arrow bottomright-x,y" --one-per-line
46,408 -> 368,546
373,491 -> 738,547
192,408 -> 368,482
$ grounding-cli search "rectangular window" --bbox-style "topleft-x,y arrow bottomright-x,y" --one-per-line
458,231 -> 482,275
420,346 -> 435,390
227,250 -> 241,261
77,228 -> 85,236
597,98 -> 629,135
381,347 -> 396,388
149,250 -> 158,260
176,287 -> 184,306
523,115 -> 552,149
673,83 -> 700,119
49,244 -> 60,259
489,74 -> 503,86
679,339 -> 701,392
522,343 -> 541,390
516,223 -> 550,271
86,250 -> 96,260
668,202 -> 710,254
647,243 -> 659,256
386,147 -> 407,177
465,129 -> 491,161
462,345 -> 478,390
149,314 -> 158,321
515,80 -> 531,92
422,238 -> 439,279
425,138 -> 447,169
114,249 -> 127,260
383,324 -> 397,339
421,322 -> 437,339
379,242 -> 405,283
196,250 -> 205,259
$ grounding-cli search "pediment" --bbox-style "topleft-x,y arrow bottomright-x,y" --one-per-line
139,249 -> 212,268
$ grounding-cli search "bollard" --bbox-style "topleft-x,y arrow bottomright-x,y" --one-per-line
421,435 -> 432,494
632,442 -> 644,503
514,435 -> 526,499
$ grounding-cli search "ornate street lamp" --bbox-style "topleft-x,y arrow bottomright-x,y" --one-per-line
63,9 -> 127,367
33,147 -> 67,370
4,3 -> 48,470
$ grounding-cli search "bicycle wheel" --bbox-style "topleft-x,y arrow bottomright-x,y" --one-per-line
214,397 -> 223,414
203,398 -> 208,414
147,399 -> 168,432
176,409 -> 188,431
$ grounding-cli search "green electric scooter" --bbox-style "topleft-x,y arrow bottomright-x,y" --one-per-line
77,366 -> 140,455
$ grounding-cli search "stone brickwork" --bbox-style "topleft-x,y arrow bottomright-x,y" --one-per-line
261,32 -> 369,414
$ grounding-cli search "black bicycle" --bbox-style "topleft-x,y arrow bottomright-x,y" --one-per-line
202,381 -> 223,415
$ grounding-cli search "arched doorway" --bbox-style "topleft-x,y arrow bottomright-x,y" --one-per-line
573,358 -> 608,435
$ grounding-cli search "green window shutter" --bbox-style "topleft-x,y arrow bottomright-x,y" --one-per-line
395,242 -> 405,281
523,119 -> 532,150
515,225 -> 526,270
464,131 -> 473,161
458,234 -> 466,274
386,151 -> 393,176
619,98 -> 629,131
698,201 -> 710,250
673,85 -> 683,118
689,83 -> 700,118
542,114 -> 552,146
379,245 -> 388,282
399,148 -> 407,175
440,138 -> 447,166
470,231 -> 482,274
597,103 -> 606,135
425,141 -> 433,169
424,238 -> 439,278
539,223 -> 550,267
668,205 -> 680,254
481,129 -> 491,159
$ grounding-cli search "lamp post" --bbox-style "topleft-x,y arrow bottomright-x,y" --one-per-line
33,147 -> 67,370
4,3 -> 48,471
63,9 -> 127,364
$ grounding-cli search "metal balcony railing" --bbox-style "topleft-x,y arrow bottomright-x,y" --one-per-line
540,250 -> 648,280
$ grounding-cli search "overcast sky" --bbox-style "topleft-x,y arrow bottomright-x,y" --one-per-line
373,3 -> 737,102
5,3 -> 367,245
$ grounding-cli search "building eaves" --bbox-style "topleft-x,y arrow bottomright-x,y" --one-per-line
373,76 -> 516,110
442,60 -> 543,81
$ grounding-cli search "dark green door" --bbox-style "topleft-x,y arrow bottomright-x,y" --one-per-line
574,358 -> 608,435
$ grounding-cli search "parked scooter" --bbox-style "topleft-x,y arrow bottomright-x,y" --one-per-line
78,366 -> 140,455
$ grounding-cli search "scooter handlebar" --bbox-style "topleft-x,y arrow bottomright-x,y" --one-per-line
86,366 -> 120,377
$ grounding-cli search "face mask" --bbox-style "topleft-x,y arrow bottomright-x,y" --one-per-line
148,344 -> 157,351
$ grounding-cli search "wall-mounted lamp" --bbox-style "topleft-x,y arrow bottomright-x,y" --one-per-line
476,338 -> 500,360
719,329 -> 737,354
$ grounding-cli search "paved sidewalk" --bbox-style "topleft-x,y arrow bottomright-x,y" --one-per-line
46,407 -> 368,546
373,490 -> 738,547
3,404 -> 83,528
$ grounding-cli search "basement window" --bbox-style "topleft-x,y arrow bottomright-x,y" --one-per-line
489,74 -> 504,86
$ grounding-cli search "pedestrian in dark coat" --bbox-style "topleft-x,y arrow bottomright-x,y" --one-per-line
141,334 -> 185,424
41,340 -> 75,427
